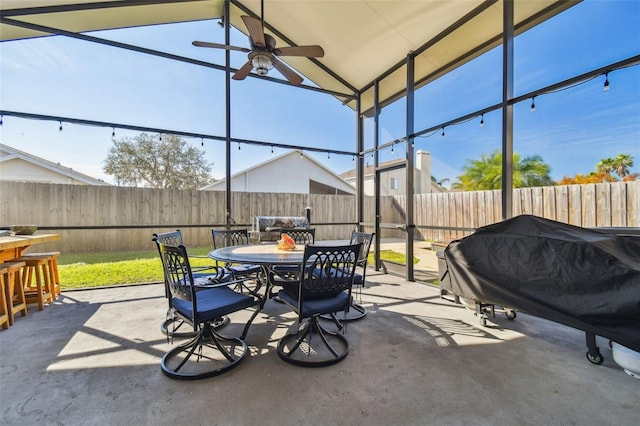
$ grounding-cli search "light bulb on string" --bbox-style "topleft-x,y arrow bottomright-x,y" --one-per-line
238,143 -> 241,151
391,143 -> 394,153
441,127 -> 445,138
112,128 -> 116,137
159,133 -> 162,141
352,155 -> 355,163
58,121 -> 63,132
300,150 -> 303,158
480,114 -> 484,127
271,146 -> 274,156
327,152 -> 330,160
201,138 -> 204,147
0,115 -> 3,126
530,97 -> 536,112
604,73 -> 610,91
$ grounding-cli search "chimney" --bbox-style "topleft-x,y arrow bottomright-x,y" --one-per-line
415,150 -> 432,193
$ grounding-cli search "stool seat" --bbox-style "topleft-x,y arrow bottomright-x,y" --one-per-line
1,261 -> 28,325
21,251 -> 60,298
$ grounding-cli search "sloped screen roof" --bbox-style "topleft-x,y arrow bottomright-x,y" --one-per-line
1,0 -> 578,112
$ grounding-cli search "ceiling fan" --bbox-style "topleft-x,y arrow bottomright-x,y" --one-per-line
192,4 -> 324,85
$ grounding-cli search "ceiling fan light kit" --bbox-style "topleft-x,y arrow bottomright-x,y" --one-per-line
249,52 -> 274,76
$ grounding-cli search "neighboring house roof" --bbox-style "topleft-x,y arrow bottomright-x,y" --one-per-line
201,149 -> 355,195
340,150 -> 444,194
0,143 -> 110,185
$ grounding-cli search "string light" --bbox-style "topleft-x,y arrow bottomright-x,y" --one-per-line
300,150 -> 304,158
58,121 -> 63,131
352,155 -> 355,163
530,96 -> 536,112
603,73 -> 610,91
441,127 -> 445,138
480,114 -> 484,127
112,127 -> 116,137
238,143 -> 241,151
327,152 -> 330,160
0,115 -> 3,126
159,133 -> 162,141
271,146 -> 274,155
201,137 -> 204,147
391,143 -> 394,153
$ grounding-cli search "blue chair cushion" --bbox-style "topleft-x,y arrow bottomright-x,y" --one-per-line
278,289 -> 351,318
229,264 -> 261,276
172,286 -> 255,323
192,271 -> 232,283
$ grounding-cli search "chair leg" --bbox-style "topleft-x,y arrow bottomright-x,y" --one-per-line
161,321 -> 249,380
161,314 -> 229,339
0,271 -> 10,330
277,316 -> 350,367
2,262 -> 28,325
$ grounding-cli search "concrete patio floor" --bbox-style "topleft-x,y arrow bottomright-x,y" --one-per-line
1,269 -> 639,425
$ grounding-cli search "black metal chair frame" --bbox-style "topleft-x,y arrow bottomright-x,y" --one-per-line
154,229 -> 230,337
211,228 -> 262,296
269,228 -> 317,299
275,243 -> 361,367
323,231 -> 375,322
154,240 -> 259,380
280,228 -> 316,245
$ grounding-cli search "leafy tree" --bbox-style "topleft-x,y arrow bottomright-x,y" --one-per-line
104,133 -> 214,189
557,172 -> 616,185
560,154 -> 636,185
452,150 -> 554,190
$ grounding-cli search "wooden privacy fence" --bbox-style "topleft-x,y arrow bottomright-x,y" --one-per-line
0,182 -> 356,253
1,180 -> 638,254
405,180 -> 640,242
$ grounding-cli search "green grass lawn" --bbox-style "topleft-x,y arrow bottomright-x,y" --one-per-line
58,247 -> 419,290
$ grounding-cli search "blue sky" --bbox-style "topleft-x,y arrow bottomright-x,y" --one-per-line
1,0 -> 638,187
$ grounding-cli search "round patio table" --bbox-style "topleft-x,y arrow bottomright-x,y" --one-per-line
209,243 -> 305,267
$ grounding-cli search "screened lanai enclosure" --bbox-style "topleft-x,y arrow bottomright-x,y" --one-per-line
1,0 -> 639,282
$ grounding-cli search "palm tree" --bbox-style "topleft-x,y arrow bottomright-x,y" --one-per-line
596,154 -> 634,180
452,150 -> 554,190
612,154 -> 633,179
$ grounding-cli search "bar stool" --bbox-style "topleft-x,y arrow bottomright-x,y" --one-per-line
16,256 -> 53,310
21,251 -> 61,299
0,266 -> 10,330
1,261 -> 28,325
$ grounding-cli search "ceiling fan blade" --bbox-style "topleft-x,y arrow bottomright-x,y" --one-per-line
232,61 -> 254,81
241,15 -> 266,48
274,45 -> 324,58
272,57 -> 303,85
192,41 -> 250,53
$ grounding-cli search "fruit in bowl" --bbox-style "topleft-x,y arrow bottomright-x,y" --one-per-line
10,225 -> 38,235
276,233 -> 297,250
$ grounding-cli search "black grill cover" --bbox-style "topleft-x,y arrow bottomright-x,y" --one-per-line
444,215 -> 640,352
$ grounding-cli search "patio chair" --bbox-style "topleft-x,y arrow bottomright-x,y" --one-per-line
211,229 -> 262,295
269,228 -> 316,299
153,230 -> 231,337
154,240 -> 258,380
275,243 -> 360,367
322,231 -> 374,323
